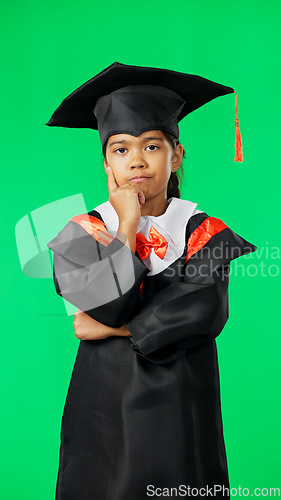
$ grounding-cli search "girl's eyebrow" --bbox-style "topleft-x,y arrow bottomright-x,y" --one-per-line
108,136 -> 164,148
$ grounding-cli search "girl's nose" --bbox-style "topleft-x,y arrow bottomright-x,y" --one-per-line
130,163 -> 145,169
130,155 -> 148,169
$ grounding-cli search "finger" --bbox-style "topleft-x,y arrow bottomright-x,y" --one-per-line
121,183 -> 143,194
107,166 -> 117,193
138,191 -> 146,205
129,185 -> 145,205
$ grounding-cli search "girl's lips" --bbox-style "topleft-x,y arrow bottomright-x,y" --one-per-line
129,177 -> 152,183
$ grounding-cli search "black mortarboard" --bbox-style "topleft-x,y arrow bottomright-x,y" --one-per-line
45,61 -> 243,162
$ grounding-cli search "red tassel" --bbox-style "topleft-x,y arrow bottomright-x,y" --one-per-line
234,90 -> 244,163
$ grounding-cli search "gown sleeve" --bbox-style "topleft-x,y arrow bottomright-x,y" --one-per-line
125,212 -> 258,365
47,210 -> 149,327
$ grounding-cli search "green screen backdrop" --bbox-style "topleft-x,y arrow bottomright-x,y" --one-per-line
1,0 -> 280,498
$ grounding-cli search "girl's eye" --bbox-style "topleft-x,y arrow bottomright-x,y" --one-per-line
146,145 -> 159,151
114,148 -> 127,154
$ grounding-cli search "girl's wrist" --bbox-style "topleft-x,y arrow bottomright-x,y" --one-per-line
117,222 -> 138,254
111,324 -> 131,337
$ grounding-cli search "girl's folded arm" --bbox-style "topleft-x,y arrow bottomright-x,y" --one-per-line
125,265 -> 230,365
47,219 -> 149,328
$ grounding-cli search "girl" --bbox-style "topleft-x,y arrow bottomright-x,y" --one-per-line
46,62 -> 257,500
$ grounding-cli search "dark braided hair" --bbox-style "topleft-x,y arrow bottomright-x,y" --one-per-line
102,130 -> 185,199
161,130 -> 185,199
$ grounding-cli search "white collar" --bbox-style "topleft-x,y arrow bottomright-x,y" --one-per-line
92,197 -> 198,245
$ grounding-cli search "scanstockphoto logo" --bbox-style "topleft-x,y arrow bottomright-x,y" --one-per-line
146,484 -> 281,497
225,242 -> 280,278
163,241 -> 280,280
15,194 -> 135,316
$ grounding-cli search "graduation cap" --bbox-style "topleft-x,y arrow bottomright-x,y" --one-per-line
45,61 -> 243,163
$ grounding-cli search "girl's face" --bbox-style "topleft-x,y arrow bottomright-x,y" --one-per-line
103,130 -> 183,200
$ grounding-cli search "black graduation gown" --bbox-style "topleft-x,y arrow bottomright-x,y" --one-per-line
47,208 -> 257,500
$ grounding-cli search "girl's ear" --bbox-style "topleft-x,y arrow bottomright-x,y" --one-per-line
103,157 -> 108,173
171,143 -> 184,168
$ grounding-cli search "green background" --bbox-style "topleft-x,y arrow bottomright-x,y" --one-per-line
1,0 -> 280,498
